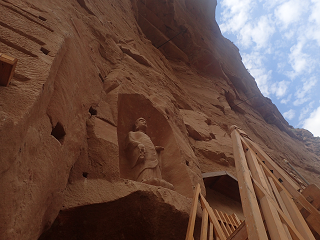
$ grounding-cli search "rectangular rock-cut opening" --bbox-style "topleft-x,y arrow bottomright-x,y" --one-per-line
0,53 -> 18,86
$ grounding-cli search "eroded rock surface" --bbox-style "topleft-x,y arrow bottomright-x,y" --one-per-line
0,0 -> 319,239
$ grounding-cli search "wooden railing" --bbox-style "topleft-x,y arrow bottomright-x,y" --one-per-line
230,126 -> 319,240
185,184 -> 243,240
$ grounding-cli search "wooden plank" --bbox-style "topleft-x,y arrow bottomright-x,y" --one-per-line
185,184 -> 201,240
255,150 -> 320,236
219,211 -> 233,236
244,147 -> 290,239
232,214 -> 241,227
280,190 -> 316,240
252,178 -> 308,240
241,136 -> 300,193
199,194 -> 227,240
245,148 -> 271,195
269,177 -> 293,224
302,184 -> 320,210
214,209 -> 229,237
226,221 -> 248,240
229,214 -> 239,229
260,164 -> 277,201
200,208 -> 209,240
269,177 -> 294,240
231,129 -> 268,240
224,213 -> 236,232
209,222 -> 214,240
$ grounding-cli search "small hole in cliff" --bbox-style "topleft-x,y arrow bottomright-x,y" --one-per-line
40,47 -> 50,55
38,16 -> 47,21
51,122 -> 66,143
83,172 -> 88,178
89,107 -> 97,116
210,133 -> 216,139
186,160 -> 189,166
278,178 -> 283,183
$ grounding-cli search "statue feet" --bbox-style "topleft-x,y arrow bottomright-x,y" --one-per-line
141,178 -> 174,190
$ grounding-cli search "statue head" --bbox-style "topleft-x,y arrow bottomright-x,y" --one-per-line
135,117 -> 147,132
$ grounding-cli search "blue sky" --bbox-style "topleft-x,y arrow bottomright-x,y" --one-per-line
216,0 -> 320,137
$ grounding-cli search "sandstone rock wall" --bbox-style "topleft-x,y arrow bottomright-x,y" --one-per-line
0,0 -> 319,239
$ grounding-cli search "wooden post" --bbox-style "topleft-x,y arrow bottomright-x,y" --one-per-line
245,147 -> 289,240
186,184 -> 201,240
200,208 -> 209,240
209,222 -> 214,240
280,190 -> 316,240
199,195 -> 227,240
231,129 -> 268,240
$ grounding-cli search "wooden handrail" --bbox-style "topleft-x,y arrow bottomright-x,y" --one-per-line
185,184 -> 243,240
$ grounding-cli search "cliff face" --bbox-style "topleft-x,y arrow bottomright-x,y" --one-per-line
0,0 -> 319,239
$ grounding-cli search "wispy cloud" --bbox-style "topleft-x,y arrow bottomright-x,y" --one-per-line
242,52 -> 272,96
303,106 -> 320,137
283,109 -> 296,120
219,0 -> 254,33
270,80 -> 290,98
299,101 -> 315,121
293,77 -> 318,106
274,0 -> 308,29
287,41 -> 313,79
218,0 -> 320,137
281,94 -> 292,104
239,15 -> 275,49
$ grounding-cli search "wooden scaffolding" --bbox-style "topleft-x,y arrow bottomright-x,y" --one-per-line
185,125 -> 320,240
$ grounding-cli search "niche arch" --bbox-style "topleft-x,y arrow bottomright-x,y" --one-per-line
117,93 -> 193,197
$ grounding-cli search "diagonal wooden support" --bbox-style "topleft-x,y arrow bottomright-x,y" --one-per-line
245,148 -> 290,240
251,178 -> 309,240
239,130 -> 320,237
200,195 -> 227,240
185,184 -> 201,240
231,129 -> 268,240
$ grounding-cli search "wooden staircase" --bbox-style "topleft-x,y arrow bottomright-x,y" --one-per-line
185,126 -> 320,240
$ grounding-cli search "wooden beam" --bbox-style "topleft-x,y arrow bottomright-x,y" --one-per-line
231,129 -> 268,240
185,184 -> 201,240
227,221 -> 248,240
252,178 -> 309,240
254,150 -> 320,236
199,195 -> 227,240
209,222 -> 214,240
200,208 -> 209,240
280,190 -> 316,240
242,136 -> 300,194
214,209 -> 229,237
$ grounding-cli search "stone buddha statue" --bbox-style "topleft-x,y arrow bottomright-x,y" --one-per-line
125,117 -> 174,190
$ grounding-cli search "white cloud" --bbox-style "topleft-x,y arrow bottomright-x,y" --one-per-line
299,101 -> 315,121
283,109 -> 296,120
242,52 -> 272,96
220,0 -> 254,33
270,80 -> 290,98
238,15 -> 275,49
303,106 -> 320,137
293,77 -> 318,106
263,0 -> 287,9
281,94 -> 292,104
275,0 -> 308,29
287,41 -> 313,79
309,0 -> 320,25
